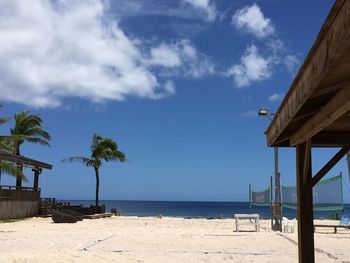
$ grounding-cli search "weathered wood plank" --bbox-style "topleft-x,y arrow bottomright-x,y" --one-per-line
0,151 -> 52,170
290,86 -> 350,146
311,132 -> 350,147
310,79 -> 350,98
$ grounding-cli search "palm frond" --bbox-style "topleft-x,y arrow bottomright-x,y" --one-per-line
92,138 -> 117,158
0,162 -> 27,181
90,135 -> 127,164
0,142 -> 14,152
0,136 -> 14,152
99,138 -> 118,151
91,133 -> 103,153
24,137 -> 50,146
0,117 -> 9,125
61,156 -> 94,167
25,127 -> 51,140
11,111 -> 51,150
103,153 -> 127,162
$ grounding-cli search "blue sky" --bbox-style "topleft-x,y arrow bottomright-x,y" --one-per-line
1,0 -> 349,202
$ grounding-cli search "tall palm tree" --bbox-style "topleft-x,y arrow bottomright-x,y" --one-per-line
10,111 -> 51,187
63,133 -> 126,210
0,112 -> 25,182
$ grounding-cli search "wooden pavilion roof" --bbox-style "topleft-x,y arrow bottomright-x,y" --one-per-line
0,151 -> 52,170
266,0 -> 350,148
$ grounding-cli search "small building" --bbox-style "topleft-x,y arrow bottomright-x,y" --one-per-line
0,151 -> 52,219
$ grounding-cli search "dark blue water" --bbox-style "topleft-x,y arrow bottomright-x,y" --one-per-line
59,200 -> 350,219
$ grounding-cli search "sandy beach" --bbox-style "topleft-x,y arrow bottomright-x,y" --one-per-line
0,216 -> 349,263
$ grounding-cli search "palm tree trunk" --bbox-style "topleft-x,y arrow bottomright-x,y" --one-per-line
94,167 -> 100,212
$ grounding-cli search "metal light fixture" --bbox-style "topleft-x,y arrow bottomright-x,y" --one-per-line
258,108 -> 269,116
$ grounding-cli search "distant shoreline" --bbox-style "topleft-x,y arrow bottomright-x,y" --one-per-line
55,200 -> 349,220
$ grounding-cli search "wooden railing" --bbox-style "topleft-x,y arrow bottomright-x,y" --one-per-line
0,186 -> 41,201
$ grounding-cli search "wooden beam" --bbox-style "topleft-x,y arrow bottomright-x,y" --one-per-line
312,132 -> 350,147
296,142 -> 315,263
0,151 -> 52,170
270,132 -> 350,147
290,86 -> 350,146
312,146 -> 350,186
310,79 -> 350,98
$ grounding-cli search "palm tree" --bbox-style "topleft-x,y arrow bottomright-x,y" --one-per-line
0,112 -> 25,182
10,111 -> 51,187
63,133 -> 126,211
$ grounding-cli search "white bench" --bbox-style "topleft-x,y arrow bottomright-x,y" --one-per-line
234,213 -> 260,232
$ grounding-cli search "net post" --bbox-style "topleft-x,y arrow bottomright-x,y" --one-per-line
249,184 -> 252,204
270,176 -> 273,229
278,172 -> 282,231
340,172 -> 344,209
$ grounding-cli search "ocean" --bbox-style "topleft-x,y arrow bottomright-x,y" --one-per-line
60,200 -> 350,219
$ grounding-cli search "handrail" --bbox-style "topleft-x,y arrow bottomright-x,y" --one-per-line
0,185 -> 41,191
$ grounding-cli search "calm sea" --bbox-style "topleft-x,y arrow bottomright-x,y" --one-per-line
59,200 -> 350,219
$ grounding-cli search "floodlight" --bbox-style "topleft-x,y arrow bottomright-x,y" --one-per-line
258,108 -> 269,116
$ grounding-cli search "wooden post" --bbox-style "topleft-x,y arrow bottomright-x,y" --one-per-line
270,176 -> 273,229
296,140 -> 315,263
33,168 -> 42,190
16,164 -> 23,189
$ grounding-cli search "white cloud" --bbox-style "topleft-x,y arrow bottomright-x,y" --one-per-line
110,0 -> 214,23
182,0 -> 217,21
145,40 -> 215,78
232,4 -> 274,39
284,54 -> 300,74
268,93 -> 283,102
227,45 -> 272,88
163,80 -> 176,95
241,110 -> 258,118
0,0 -> 212,108
267,39 -> 285,54
146,44 -> 182,67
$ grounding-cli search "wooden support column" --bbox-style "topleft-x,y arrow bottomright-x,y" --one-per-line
33,168 -> 42,190
296,140 -> 315,263
16,164 -> 23,189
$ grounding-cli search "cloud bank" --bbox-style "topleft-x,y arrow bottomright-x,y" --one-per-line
0,0 -> 213,108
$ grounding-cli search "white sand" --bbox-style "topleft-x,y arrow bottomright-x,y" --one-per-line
0,216 -> 349,262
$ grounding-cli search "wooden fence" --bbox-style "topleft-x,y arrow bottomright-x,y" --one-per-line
0,186 -> 41,220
